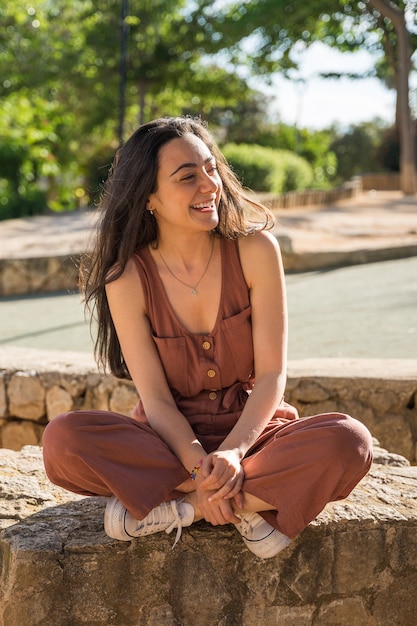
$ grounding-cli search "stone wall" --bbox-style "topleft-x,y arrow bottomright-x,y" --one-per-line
286,359 -> 417,463
0,347 -> 416,463
0,445 -> 416,625
0,255 -> 79,297
0,347 -> 137,451
1,347 -> 416,624
5,243 -> 417,295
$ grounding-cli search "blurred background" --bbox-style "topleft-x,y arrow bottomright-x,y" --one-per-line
0,0 -> 416,360
1,0 -> 416,215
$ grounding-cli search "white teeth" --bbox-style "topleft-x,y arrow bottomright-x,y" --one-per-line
191,202 -> 214,209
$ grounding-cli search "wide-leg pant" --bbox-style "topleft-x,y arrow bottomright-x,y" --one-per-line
43,410 -> 373,540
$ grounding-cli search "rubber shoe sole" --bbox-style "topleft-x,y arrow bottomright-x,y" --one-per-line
236,512 -> 291,559
104,495 -> 132,540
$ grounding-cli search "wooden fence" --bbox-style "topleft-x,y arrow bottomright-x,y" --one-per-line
257,172 -> 402,210
361,172 -> 401,191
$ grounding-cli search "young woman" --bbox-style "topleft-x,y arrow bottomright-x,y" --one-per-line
43,117 -> 373,559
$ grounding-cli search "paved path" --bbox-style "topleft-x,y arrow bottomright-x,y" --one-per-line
274,190 -> 417,254
286,256 -> 417,360
0,192 -> 417,259
1,191 -> 416,260
0,191 -> 416,360
0,256 -> 416,360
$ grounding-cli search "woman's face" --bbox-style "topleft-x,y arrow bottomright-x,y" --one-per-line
148,133 -> 222,235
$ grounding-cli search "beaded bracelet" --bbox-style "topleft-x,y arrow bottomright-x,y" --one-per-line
190,459 -> 203,480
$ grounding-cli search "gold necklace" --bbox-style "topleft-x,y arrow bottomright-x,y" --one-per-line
157,236 -> 214,296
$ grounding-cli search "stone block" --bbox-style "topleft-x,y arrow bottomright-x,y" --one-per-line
7,372 -> 45,421
0,447 -> 417,625
46,385 -> 73,421
369,412 -> 414,461
332,528 -> 386,593
290,380 -> 332,403
316,597 -> 369,626
365,388 -> 401,414
109,384 -> 138,416
0,260 -> 29,297
372,574 -> 417,626
1,421 -> 43,451
0,375 -> 6,418
0,255 -> 78,297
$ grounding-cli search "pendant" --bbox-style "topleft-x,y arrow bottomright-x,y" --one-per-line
191,288 -> 198,296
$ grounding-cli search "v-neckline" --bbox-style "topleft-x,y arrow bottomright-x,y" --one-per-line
144,237 -> 224,337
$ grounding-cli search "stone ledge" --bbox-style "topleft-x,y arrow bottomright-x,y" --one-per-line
2,242 -> 417,296
0,347 -> 416,463
0,255 -> 79,297
0,446 -> 416,626
281,242 -> 417,273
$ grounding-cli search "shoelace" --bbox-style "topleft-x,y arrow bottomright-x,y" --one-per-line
237,516 -> 253,537
135,500 -> 183,548
164,501 -> 183,548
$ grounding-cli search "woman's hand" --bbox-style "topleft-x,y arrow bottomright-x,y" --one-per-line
192,483 -> 241,525
198,449 -> 244,507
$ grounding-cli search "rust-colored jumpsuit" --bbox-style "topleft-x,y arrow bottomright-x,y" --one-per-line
43,237 -> 373,539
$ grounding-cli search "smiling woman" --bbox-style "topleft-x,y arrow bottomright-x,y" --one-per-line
147,134 -> 222,237
42,116 -> 373,560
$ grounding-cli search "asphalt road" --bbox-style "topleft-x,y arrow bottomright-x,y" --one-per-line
0,256 -> 416,360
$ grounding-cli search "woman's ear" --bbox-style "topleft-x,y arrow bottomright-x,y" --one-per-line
146,200 -> 154,215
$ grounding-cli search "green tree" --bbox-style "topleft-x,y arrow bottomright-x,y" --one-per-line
330,120 -> 388,182
367,0 -> 416,193
205,0 -> 417,194
0,0 -> 260,213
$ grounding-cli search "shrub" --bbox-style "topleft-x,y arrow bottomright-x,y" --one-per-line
221,143 -> 284,193
81,143 -> 117,206
222,143 -> 313,194
0,182 -> 48,220
0,140 -> 48,220
279,151 -> 315,192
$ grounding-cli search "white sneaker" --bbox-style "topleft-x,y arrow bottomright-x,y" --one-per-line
235,512 -> 291,559
104,496 -> 194,547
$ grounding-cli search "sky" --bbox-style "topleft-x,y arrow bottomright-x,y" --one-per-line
256,41 -> 414,131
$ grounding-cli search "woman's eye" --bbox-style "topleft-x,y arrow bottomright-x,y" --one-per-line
181,174 -> 195,181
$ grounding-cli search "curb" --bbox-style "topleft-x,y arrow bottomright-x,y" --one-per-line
1,241 -> 417,296
282,242 -> 417,273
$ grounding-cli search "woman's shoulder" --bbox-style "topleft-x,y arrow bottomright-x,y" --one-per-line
237,230 -> 283,287
105,254 -> 137,283
105,254 -> 144,300
238,229 -> 280,256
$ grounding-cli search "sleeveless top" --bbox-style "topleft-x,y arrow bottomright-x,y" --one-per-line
132,238 -> 253,415
131,236 -> 298,433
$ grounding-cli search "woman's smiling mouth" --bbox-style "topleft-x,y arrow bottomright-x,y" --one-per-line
190,201 -> 216,211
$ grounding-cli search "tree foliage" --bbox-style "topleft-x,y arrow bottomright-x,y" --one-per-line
206,0 -> 417,193
0,0 -> 258,214
222,142 -> 314,193
0,1 -> 414,217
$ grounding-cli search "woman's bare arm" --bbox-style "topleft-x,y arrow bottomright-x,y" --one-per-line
105,258 -> 206,474
201,230 -> 288,499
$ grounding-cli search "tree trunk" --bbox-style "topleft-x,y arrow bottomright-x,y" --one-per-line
138,80 -> 147,126
368,0 -> 416,194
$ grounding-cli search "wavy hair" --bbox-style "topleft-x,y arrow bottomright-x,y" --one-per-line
81,116 -> 274,378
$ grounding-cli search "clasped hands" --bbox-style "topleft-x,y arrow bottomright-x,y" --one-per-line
193,449 -> 244,526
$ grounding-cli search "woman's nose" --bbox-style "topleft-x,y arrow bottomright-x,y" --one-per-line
200,171 -> 220,192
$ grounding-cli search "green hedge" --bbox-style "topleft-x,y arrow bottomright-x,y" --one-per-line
222,143 -> 313,194
0,183 -> 48,220
0,141 -> 48,220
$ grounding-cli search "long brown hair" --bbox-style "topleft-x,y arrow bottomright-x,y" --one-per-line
81,116 -> 273,378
